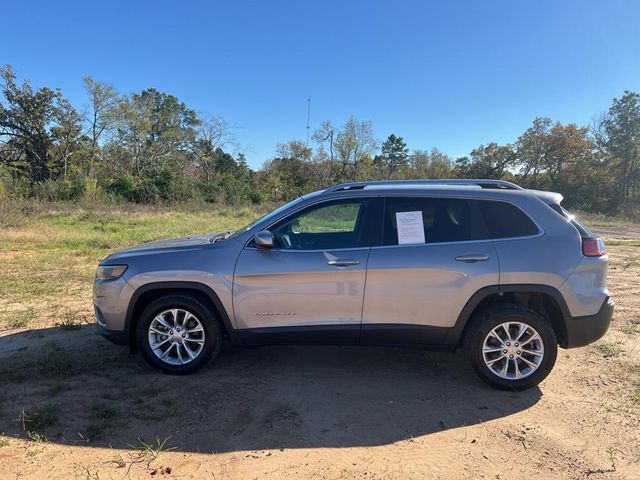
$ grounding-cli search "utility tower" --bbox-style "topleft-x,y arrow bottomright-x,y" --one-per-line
306,97 -> 311,147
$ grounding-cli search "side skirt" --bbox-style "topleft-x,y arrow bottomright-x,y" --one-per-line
237,323 -> 455,349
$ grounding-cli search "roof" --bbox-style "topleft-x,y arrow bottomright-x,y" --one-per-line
321,179 -> 564,205
326,179 -> 523,192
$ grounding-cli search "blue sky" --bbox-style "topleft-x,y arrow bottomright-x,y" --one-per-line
2,0 -> 639,168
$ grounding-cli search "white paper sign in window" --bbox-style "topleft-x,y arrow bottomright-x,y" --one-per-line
395,211 -> 425,245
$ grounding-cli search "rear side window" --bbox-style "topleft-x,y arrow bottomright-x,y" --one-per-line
383,197 -> 486,245
549,203 -> 593,238
476,200 -> 539,239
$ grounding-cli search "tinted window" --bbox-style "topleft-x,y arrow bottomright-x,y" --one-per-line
549,203 -> 593,238
383,197 -> 485,245
476,200 -> 539,238
271,200 -> 367,250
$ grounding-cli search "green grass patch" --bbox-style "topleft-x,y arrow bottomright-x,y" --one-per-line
55,309 -> 87,330
595,341 -> 624,358
2,307 -> 36,329
620,323 -> 639,336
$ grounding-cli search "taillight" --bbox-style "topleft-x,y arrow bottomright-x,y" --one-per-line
582,237 -> 607,257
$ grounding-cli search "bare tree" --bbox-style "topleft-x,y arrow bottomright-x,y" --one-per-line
189,114 -> 236,180
83,76 -> 118,175
51,98 -> 83,178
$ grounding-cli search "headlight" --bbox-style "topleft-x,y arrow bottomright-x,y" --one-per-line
96,265 -> 128,281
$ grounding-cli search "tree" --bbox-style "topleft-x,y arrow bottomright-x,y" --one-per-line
0,65 -> 60,182
261,140 -> 316,201
332,117 -> 377,181
601,91 -> 640,206
456,143 -> 515,179
108,88 -> 199,175
50,98 -> 84,179
516,117 -> 553,186
189,115 -> 235,180
407,148 -> 453,179
374,134 -> 409,179
275,140 -> 312,162
83,77 -> 118,176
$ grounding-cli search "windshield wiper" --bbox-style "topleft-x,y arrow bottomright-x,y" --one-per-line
210,231 -> 235,243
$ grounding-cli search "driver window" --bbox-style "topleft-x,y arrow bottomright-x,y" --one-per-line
271,200 -> 367,250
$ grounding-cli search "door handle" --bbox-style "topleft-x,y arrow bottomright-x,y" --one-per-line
455,254 -> 490,263
327,259 -> 360,267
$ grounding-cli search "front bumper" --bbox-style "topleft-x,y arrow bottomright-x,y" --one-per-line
562,297 -> 614,348
95,304 -> 129,345
96,321 -> 129,345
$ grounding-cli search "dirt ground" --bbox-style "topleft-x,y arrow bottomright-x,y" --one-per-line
1,226 -> 639,479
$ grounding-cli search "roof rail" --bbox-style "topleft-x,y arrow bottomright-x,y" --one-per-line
327,179 -> 523,192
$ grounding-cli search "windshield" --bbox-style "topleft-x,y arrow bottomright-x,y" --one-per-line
224,195 -> 311,241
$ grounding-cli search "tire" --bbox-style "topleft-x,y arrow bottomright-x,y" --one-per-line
464,304 -> 558,391
136,295 -> 222,374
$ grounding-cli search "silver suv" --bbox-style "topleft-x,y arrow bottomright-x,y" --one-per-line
94,179 -> 614,390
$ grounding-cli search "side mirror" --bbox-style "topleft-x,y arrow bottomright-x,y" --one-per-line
254,230 -> 274,249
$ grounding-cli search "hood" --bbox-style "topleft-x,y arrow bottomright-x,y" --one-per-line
100,234 -> 214,263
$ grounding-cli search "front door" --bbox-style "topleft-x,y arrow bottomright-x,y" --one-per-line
233,198 -> 374,344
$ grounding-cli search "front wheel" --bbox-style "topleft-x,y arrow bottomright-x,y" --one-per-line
137,295 -> 222,374
465,304 -> 558,390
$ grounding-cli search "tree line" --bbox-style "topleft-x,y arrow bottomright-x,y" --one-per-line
1,64 -> 639,214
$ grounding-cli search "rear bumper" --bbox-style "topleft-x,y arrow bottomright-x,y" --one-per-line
562,297 -> 614,348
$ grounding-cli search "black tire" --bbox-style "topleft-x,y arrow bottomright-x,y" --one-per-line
464,304 -> 558,391
136,295 -> 222,374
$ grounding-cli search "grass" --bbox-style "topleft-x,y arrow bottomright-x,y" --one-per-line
55,309 -> 86,330
2,307 -> 36,329
0,345 -> 78,383
31,346 -> 77,378
0,201 -> 262,323
85,404 -> 121,440
16,406 -> 59,434
134,436 -> 176,461
620,323 -> 639,336
595,341 -> 624,358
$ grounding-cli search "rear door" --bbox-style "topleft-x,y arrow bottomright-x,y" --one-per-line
361,196 -> 499,345
233,197 -> 376,344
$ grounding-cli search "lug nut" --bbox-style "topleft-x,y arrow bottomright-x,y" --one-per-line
169,330 -> 173,335
509,355 -> 514,359
182,334 -> 186,338
517,350 -> 521,355
506,342 -> 511,346
515,343 -> 519,347
503,349 -> 507,354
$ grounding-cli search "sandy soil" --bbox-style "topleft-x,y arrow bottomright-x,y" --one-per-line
0,227 -> 638,479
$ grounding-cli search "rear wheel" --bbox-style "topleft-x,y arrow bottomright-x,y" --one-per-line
137,295 -> 222,374
465,304 -> 557,390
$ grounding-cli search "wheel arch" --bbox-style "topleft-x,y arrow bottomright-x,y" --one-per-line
125,281 -> 239,352
448,284 -> 571,348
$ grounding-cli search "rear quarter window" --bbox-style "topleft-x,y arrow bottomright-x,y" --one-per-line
476,200 -> 539,239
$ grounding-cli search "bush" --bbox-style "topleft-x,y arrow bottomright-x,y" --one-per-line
105,174 -> 140,202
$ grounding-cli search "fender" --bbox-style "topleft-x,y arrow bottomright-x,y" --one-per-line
444,284 -> 571,346
125,281 -> 241,348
